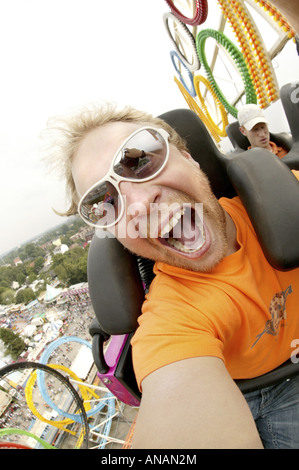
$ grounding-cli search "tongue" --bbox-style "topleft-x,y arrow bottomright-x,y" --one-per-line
172,213 -> 204,249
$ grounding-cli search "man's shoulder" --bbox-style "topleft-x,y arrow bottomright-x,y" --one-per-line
219,195 -> 246,216
269,141 -> 288,158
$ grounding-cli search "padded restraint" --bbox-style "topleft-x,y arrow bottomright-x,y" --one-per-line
281,81 -> 299,170
159,109 -> 236,199
227,148 -> 299,270
87,235 -> 145,334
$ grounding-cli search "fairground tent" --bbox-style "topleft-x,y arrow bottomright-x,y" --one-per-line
44,284 -> 62,303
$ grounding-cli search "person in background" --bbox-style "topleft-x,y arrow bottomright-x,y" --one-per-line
238,104 -> 288,158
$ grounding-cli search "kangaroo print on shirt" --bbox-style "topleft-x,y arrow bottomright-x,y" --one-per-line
251,285 -> 293,348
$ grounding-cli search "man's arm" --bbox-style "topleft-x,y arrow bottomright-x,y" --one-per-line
132,356 -> 263,449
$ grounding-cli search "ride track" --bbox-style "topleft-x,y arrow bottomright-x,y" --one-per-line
0,361 -> 89,449
34,336 -> 118,448
0,428 -> 55,449
36,336 -> 128,449
0,337 -> 121,449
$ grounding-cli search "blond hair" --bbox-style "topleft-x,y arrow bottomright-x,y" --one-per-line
45,102 -> 188,217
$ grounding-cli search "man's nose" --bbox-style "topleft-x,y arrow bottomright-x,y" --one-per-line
258,128 -> 267,136
119,180 -> 161,216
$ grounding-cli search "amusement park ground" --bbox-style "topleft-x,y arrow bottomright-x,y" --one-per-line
57,303 -> 139,449
0,299 -> 138,449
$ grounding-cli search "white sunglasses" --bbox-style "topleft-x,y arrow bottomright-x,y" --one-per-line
78,127 -> 170,228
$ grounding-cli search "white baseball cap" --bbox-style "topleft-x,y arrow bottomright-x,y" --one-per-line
238,104 -> 268,131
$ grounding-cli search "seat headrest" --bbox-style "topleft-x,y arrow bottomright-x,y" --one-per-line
159,109 -> 236,199
280,81 -> 299,170
281,81 -> 299,141
227,148 -> 299,270
226,121 -> 250,152
87,235 -> 144,334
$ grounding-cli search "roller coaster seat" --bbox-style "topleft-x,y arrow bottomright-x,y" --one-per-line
88,83 -> 299,407
280,81 -> 299,171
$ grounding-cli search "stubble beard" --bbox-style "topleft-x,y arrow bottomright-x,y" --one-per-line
111,168 -> 229,273
137,190 -> 229,273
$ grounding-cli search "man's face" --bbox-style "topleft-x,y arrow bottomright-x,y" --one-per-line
72,121 -> 230,272
240,122 -> 270,149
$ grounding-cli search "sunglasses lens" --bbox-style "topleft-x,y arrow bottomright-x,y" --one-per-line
79,128 -> 168,227
80,181 -> 120,227
113,128 -> 167,179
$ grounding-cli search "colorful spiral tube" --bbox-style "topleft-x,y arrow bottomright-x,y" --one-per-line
253,0 -> 296,39
164,0 -> 208,26
217,0 -> 280,106
216,0 -> 269,107
163,12 -> 201,71
174,76 -> 221,142
196,28 -> 257,118
193,75 -> 229,137
170,50 -> 197,96
0,428 -> 55,449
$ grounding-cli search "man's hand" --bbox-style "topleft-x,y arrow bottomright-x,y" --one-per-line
132,356 -> 263,449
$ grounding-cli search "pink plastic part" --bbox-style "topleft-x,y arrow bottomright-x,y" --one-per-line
97,334 -> 140,407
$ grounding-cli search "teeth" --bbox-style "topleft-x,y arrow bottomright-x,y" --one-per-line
159,209 -> 185,238
167,237 -> 205,253
157,206 -> 205,254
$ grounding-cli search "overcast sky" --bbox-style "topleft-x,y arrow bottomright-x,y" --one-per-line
0,0 -> 298,256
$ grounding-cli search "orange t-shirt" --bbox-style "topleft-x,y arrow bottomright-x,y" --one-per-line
248,141 -> 288,158
131,197 -> 299,390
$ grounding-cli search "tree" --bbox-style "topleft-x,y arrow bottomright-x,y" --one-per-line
21,243 -> 44,262
0,288 -> 15,305
61,235 -> 72,247
54,264 -> 69,284
27,272 -> 37,284
0,328 -> 26,360
33,256 -> 44,274
51,247 -> 88,286
15,287 -> 36,305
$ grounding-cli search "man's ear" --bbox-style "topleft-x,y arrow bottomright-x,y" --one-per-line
181,150 -> 200,168
239,126 -> 247,136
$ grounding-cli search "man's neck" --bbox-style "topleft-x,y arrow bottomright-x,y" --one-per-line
224,211 -> 239,256
251,143 -> 272,152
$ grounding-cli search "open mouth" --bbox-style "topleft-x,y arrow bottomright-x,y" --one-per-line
157,205 -> 208,256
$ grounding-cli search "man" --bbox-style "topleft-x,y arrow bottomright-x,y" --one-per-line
48,103 -> 299,448
238,103 -> 288,158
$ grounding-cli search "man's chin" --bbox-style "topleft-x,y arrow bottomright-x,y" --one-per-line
154,249 -> 226,273
140,236 -> 226,273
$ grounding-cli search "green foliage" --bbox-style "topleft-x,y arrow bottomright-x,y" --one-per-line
34,217 -> 85,246
33,256 -> 44,274
20,243 -> 45,262
0,288 -> 15,305
15,287 -> 36,305
0,328 -> 27,360
51,246 -> 88,286
0,263 -> 37,290
0,216 -> 89,298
